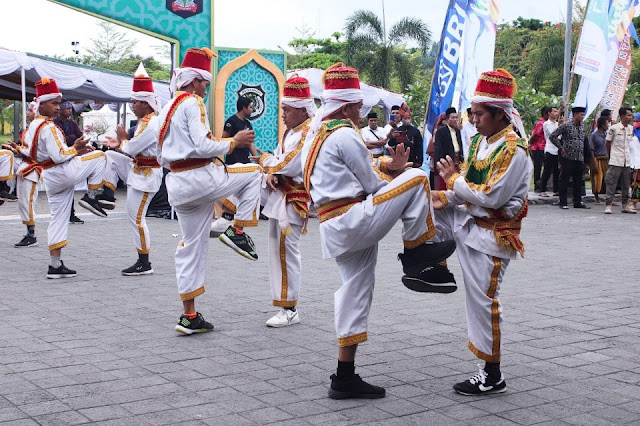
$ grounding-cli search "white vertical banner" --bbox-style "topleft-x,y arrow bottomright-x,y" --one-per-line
574,0 -> 610,79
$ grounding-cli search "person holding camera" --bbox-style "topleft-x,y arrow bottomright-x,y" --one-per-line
434,107 -> 464,190
387,103 -> 423,168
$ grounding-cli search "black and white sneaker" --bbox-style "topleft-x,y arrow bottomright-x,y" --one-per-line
218,226 -> 258,260
96,193 -> 116,210
69,215 -> 84,224
453,366 -> 507,396
15,234 -> 38,248
398,240 -> 456,276
402,264 -> 457,294
78,194 -> 108,218
175,312 -> 214,335
0,191 -> 17,202
46,262 -> 77,279
328,374 -> 386,400
121,260 -> 154,276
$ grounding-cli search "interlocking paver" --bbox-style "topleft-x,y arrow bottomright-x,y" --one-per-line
0,192 -> 639,424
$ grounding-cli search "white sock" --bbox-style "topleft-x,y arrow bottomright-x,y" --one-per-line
50,256 -> 61,268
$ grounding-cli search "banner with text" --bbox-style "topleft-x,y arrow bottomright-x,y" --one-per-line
599,34 -> 633,120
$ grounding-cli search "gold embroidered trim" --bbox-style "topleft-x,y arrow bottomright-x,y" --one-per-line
435,190 -> 449,208
478,74 -> 514,86
338,332 -> 368,347
284,82 -> 310,89
273,299 -> 297,308
447,173 -> 460,190
279,230 -> 288,302
220,198 -> 237,214
325,72 -> 359,80
27,181 -> 37,226
87,183 -> 103,190
49,240 -> 67,250
103,181 -> 116,191
317,196 -> 365,223
227,165 -> 261,173
180,286 -> 205,301
488,125 -> 513,144
488,257 -> 502,358
136,192 -> 150,254
372,176 -> 426,205
234,208 -> 258,227
473,91 -> 510,100
80,151 -> 105,161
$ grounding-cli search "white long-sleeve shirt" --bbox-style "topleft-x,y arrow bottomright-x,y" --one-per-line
21,116 -> 76,164
121,113 -> 162,192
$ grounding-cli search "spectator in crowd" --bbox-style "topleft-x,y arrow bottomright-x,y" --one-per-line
54,100 -> 85,224
460,107 -> 477,157
427,113 -> 447,188
589,116 -> 610,204
223,96 -> 257,164
600,108 -> 614,125
540,106 -> 560,197
530,107 -> 549,192
388,103 -> 423,168
361,112 -> 386,158
382,105 -> 401,140
604,107 -> 636,214
550,106 -> 590,209
630,113 -> 640,210
434,107 -> 463,190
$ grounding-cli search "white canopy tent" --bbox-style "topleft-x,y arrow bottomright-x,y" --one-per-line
287,68 -> 406,119
0,48 -> 170,128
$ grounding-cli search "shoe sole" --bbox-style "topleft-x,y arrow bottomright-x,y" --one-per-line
209,230 -> 223,238
122,269 -> 154,276
266,318 -> 300,328
15,242 -> 38,248
175,325 -> 214,335
404,243 -> 457,276
402,276 -> 457,294
454,386 -> 507,396
218,234 -> 258,261
46,273 -> 78,279
78,199 -> 108,218
328,389 -> 386,399
98,202 -> 116,210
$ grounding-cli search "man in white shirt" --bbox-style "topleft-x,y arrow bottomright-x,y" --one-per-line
382,105 -> 401,141
361,112 -> 386,158
539,106 -> 559,197
604,107 -> 636,213
460,107 -> 477,156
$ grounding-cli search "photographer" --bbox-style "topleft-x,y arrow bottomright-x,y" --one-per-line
387,103 -> 423,168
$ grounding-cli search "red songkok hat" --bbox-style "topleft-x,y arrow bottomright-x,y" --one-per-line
474,69 -> 517,100
132,76 -> 154,93
283,76 -> 312,99
35,77 -> 61,98
322,63 -> 360,91
181,47 -> 217,72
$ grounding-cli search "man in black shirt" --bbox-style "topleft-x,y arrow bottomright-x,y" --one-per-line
387,105 -> 423,168
223,96 -> 258,164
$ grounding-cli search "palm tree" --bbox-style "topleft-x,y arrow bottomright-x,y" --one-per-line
344,10 -> 431,90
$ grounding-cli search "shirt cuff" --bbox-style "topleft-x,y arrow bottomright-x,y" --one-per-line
258,152 -> 272,167
446,173 -> 461,190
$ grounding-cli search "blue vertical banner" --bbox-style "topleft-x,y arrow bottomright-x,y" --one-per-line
423,0 -> 469,166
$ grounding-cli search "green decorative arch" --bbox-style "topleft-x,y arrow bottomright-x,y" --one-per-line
48,0 -> 214,63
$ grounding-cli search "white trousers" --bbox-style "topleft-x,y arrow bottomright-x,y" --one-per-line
43,152 -> 106,251
0,150 -> 13,181
268,216 -> 302,308
173,164 -> 261,301
17,177 -> 38,226
105,152 -> 156,254
435,205 -> 510,362
329,168 -> 435,347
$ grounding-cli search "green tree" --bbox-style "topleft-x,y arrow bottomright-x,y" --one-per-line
344,10 -> 431,90
86,21 -> 137,66
287,32 -> 345,70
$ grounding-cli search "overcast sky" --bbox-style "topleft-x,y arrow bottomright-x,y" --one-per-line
0,0 -> 583,61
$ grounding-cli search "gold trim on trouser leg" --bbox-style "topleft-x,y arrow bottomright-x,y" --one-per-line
180,286 -> 205,301
22,182 -> 37,226
272,229 -> 297,308
136,192 -> 150,254
48,240 -> 67,251
234,207 -> 258,227
338,331 -> 368,347
103,181 -> 116,191
467,257 -> 502,362
220,198 -> 237,214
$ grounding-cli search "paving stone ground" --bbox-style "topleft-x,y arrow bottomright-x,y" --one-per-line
0,190 -> 638,425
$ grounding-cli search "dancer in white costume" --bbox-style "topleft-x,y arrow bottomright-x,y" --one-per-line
3,103 -> 41,247
156,48 -> 261,335
259,76 -> 316,328
432,69 -> 532,395
22,78 -> 108,278
103,65 -> 163,276
300,64 -> 457,400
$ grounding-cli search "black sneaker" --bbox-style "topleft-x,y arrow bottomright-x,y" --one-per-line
97,193 -> 116,210
15,234 -> 38,248
46,261 -> 77,279
218,226 -> 258,260
69,215 -> 85,224
328,374 -> 386,400
0,191 -> 17,202
453,367 -> 507,396
402,263 -> 457,294
398,240 -> 456,276
175,312 -> 214,335
78,194 -> 107,218
121,260 -> 154,276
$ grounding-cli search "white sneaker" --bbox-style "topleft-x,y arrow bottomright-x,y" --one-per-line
622,203 -> 637,214
604,205 -> 612,214
210,217 -> 232,238
266,308 -> 300,327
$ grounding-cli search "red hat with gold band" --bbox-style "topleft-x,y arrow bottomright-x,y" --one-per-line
283,76 -> 312,99
132,76 -> 154,93
181,47 -> 217,72
131,63 -> 161,112
322,63 -> 361,91
35,77 -> 61,98
171,47 -> 217,95
473,68 -> 517,100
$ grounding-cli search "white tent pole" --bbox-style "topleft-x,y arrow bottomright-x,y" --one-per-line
21,67 -> 27,129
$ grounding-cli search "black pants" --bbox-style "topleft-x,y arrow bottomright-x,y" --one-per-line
532,150 -> 545,191
540,153 -> 559,193
559,157 -> 583,207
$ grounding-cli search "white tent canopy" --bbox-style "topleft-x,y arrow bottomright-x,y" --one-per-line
0,49 -> 170,104
287,68 -> 405,117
